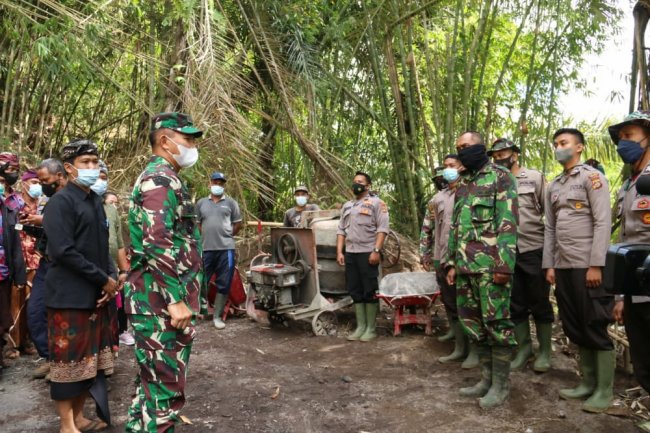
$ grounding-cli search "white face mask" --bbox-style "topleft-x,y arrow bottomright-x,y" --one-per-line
295,196 -> 308,206
211,185 -> 225,196
165,136 -> 199,168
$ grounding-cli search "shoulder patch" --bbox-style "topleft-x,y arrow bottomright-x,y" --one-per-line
151,175 -> 171,187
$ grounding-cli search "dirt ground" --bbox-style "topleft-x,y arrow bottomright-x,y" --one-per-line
0,308 -> 643,433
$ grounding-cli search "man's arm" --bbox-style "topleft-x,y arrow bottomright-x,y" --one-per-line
419,201 -> 434,266
139,176 -> 186,305
585,170 -> 611,288
231,200 -> 243,236
493,171 -> 518,275
9,210 -> 27,285
586,171 -> 611,267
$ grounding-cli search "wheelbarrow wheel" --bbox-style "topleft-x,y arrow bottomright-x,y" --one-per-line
312,311 -> 338,336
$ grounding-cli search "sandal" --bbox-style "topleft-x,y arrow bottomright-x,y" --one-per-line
79,419 -> 108,432
3,348 -> 19,359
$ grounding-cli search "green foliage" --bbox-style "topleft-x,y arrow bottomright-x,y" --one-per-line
0,0 -> 628,238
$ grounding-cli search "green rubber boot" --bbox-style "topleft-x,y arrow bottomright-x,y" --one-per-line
439,321 -> 467,363
213,293 -> 228,330
479,346 -> 512,409
533,322 -> 553,373
461,340 -> 479,369
510,321 -> 533,370
360,303 -> 378,342
438,316 -> 456,342
559,347 -> 596,400
460,343 -> 492,397
346,303 -> 367,341
582,349 -> 616,413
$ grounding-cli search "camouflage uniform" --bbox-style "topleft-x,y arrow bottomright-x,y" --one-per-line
125,113 -> 203,433
445,162 -> 518,346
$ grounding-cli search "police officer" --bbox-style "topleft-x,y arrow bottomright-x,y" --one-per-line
543,128 -> 614,413
337,171 -> 390,342
609,112 -> 650,410
488,138 -> 554,373
283,185 -> 320,227
125,112 -> 203,432
420,155 -> 478,366
445,131 -> 518,409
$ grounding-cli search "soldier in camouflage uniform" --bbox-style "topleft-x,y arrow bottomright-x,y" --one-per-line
125,112 -> 203,432
445,131 -> 518,409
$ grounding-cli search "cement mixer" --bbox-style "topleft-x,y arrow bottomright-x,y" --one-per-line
245,210 -> 400,336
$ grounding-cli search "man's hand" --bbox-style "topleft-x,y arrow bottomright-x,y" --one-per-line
168,301 -> 192,330
613,300 -> 624,324
337,252 -> 345,266
118,272 -> 128,287
422,262 -> 431,272
369,251 -> 381,265
21,214 -> 43,226
493,272 -> 510,285
102,277 -> 118,297
545,268 -> 555,285
447,267 -> 456,286
96,277 -> 118,307
585,266 -> 602,288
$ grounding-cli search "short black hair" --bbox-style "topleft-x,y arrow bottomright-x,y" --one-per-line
444,154 -> 460,161
458,130 -> 484,144
149,129 -> 165,147
553,128 -> 584,144
354,171 -> 372,184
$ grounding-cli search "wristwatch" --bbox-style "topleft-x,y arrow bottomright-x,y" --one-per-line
119,270 -> 129,276
372,247 -> 381,253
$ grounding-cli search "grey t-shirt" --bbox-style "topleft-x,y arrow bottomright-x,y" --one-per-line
283,204 -> 321,227
196,196 -> 242,251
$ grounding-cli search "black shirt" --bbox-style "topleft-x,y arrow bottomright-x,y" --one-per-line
43,182 -> 115,309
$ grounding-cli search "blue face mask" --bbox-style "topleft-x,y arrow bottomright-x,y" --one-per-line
28,184 -> 43,198
0,183 -> 5,196
617,139 -> 646,164
73,168 -> 100,187
442,168 -> 460,183
91,179 -> 108,195
211,185 -> 225,196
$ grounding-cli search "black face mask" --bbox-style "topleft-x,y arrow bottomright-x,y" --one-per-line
493,157 -> 514,170
42,181 -> 58,197
458,144 -> 489,171
1,172 -> 18,186
352,183 -> 366,196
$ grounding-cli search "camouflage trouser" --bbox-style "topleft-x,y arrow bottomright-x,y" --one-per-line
456,273 -> 516,347
125,314 -> 195,433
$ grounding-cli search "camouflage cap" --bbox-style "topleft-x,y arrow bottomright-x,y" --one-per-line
151,112 -> 203,137
60,139 -> 99,162
294,185 -> 309,194
608,111 -> 650,144
487,137 -> 519,156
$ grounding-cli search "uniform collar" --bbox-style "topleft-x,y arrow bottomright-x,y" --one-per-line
515,167 -> 528,178
149,155 -> 176,172
67,181 -> 94,200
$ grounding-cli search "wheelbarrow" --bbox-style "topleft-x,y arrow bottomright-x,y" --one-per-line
208,266 -> 247,321
377,272 -> 439,336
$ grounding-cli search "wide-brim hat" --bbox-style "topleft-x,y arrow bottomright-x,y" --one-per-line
608,111 -> 650,144
487,137 -> 519,156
